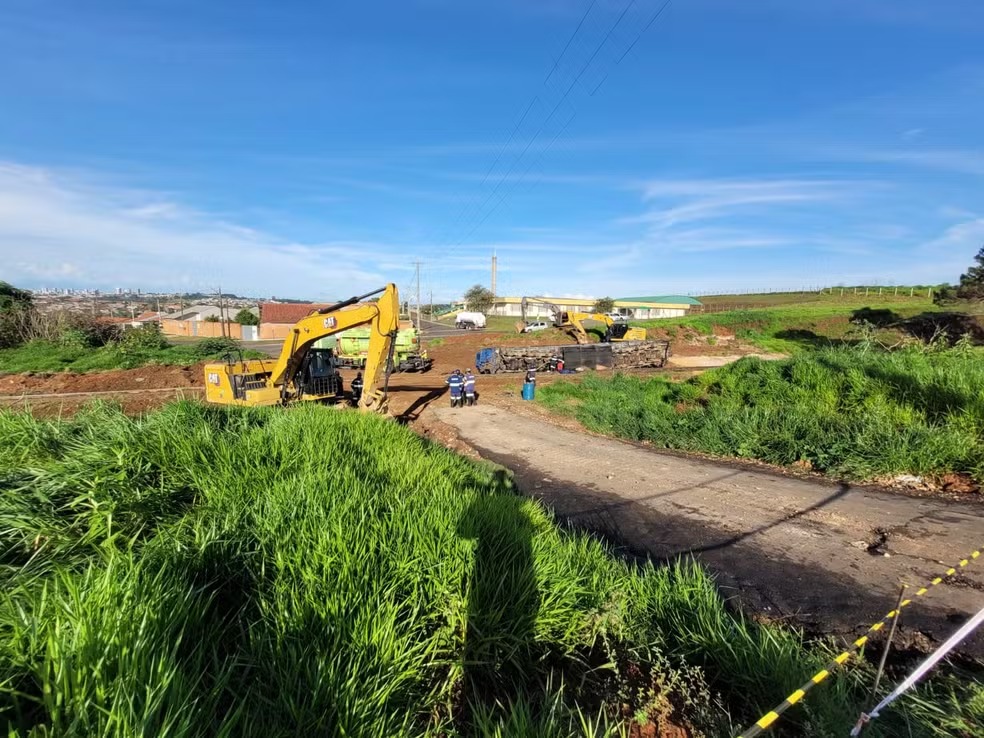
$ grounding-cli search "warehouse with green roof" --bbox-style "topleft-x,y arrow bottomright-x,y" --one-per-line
614,295 -> 702,319
487,295 -> 702,319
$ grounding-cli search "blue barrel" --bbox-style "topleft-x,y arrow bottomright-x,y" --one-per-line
522,382 -> 535,401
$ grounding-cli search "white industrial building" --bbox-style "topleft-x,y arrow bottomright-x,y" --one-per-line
486,295 -> 701,319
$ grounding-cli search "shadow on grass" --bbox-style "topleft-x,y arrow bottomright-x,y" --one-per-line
856,361 -> 974,424
774,310 -> 984,351
772,329 -> 858,350
458,473 -> 539,704
849,308 -> 984,345
901,312 -> 984,344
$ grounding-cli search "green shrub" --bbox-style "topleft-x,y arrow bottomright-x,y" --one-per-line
119,323 -> 170,352
192,336 -> 241,358
57,327 -> 92,349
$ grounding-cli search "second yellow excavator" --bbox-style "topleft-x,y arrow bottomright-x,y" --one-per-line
515,297 -> 646,343
561,312 -> 647,344
203,284 -> 400,412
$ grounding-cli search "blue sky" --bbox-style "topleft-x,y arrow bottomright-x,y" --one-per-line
0,0 -> 982,301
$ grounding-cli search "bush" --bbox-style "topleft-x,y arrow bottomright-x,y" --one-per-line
0,282 -> 33,349
119,323 -> 170,353
192,337 -> 241,358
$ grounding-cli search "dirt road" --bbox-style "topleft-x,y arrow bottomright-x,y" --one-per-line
435,405 -> 984,655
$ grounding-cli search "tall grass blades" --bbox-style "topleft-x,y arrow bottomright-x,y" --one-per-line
538,347 -> 984,485
1,402 -> 980,736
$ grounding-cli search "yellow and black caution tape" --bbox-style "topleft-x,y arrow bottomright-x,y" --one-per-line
733,546 -> 982,738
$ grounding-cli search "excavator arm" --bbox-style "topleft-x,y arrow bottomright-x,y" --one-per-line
356,284 -> 399,412
204,284 -> 400,411
517,296 -> 562,332
561,312 -> 609,344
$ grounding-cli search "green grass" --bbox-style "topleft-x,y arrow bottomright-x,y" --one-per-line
634,302 -> 940,353
538,347 -> 984,485
485,316 -> 525,332
0,339 -> 266,374
1,402 -> 981,736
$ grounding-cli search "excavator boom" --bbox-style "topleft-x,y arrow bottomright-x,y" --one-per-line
517,296 -> 562,332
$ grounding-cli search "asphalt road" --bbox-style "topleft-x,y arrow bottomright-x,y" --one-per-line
249,340 -> 285,358
418,317 -> 476,339
435,404 -> 984,655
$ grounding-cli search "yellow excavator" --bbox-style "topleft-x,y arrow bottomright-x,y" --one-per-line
203,284 -> 400,412
562,312 -> 647,344
516,297 -> 646,343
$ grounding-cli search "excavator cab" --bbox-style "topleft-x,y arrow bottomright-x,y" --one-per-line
605,323 -> 629,341
293,348 -> 342,400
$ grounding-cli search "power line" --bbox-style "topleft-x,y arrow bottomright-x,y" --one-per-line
544,0 -> 598,84
438,0 -> 671,252
617,0 -> 673,64
423,0 -> 605,251
421,1 -> 601,252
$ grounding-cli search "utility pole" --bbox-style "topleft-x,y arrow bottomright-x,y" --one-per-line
491,250 -> 497,306
217,285 -> 227,339
414,261 -> 422,329
430,289 -> 433,317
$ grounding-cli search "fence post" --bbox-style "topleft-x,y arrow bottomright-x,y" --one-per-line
865,287 -> 869,296
910,287 -> 914,297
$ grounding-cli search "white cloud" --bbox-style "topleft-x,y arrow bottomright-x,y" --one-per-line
0,162 -> 393,299
853,149 -> 984,176
0,160 -> 974,302
920,217 -> 984,255
627,178 -> 856,230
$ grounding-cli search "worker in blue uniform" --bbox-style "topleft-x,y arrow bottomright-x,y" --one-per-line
446,369 -> 464,408
463,369 -> 477,406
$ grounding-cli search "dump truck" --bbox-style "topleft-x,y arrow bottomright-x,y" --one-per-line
333,326 -> 432,372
